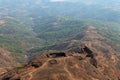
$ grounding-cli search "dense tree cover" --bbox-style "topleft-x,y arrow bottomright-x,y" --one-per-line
33,16 -> 86,45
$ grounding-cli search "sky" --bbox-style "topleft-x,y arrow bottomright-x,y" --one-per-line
50,0 -> 65,2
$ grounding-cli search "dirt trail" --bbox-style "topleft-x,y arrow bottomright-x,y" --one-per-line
63,58 -> 75,80
29,68 -> 37,80
28,59 -> 50,80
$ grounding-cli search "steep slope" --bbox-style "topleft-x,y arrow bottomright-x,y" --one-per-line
0,47 -> 120,80
36,26 -> 117,53
1,26 -> 120,80
0,17 -> 43,62
0,48 -> 17,75
28,18 -> 120,57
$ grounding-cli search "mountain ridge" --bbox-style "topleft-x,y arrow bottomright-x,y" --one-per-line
0,27 -> 120,80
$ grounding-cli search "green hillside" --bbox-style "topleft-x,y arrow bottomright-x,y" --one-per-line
33,17 -> 87,45
0,18 -> 42,62
0,16 -> 120,62
0,0 -> 120,62
28,17 -> 120,56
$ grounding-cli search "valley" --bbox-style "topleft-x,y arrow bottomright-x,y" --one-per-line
0,0 -> 120,80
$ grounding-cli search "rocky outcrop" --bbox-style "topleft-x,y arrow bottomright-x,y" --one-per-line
0,46 -> 120,80
46,52 -> 66,58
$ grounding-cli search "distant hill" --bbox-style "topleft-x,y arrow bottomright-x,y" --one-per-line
28,18 -> 120,57
0,0 -> 120,79
0,0 -> 120,63
0,17 -> 42,62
